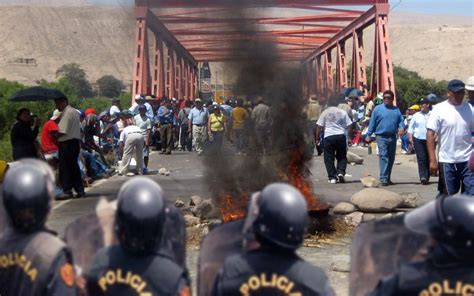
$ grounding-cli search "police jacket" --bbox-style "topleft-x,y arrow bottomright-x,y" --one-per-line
213,248 -> 334,296
86,245 -> 189,296
369,245 -> 474,296
0,229 -> 76,296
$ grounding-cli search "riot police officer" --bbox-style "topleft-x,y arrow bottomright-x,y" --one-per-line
86,177 -> 191,296
369,195 -> 474,295
212,183 -> 334,296
0,159 -> 77,296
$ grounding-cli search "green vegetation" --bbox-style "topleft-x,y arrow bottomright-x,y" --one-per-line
96,75 -> 124,98
56,63 -> 94,98
0,65 -> 131,162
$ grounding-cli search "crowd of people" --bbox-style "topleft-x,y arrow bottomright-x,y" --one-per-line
308,77 -> 474,197
8,93 -> 275,198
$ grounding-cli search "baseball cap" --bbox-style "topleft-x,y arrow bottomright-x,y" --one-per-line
447,79 -> 465,92
466,76 -> 474,91
138,105 -> 147,111
408,104 -> 420,111
419,98 -> 431,105
134,95 -> 144,100
195,98 -> 202,103
50,109 -> 61,120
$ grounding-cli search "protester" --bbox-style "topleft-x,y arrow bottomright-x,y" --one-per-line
178,99 -> 193,151
118,124 -> 144,176
208,104 -> 227,154
365,90 -> 405,186
129,95 -> 154,123
408,98 -> 431,184
251,96 -> 272,155
188,98 -> 209,156
10,108 -> 40,160
401,104 -> 419,154
231,99 -> 249,155
134,105 -> 152,172
427,79 -> 474,196
55,96 -> 86,198
109,98 -> 121,116
41,109 -> 61,164
157,99 -> 175,155
316,95 -> 352,184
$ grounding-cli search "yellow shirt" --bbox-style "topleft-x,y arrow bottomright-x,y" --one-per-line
209,113 -> 225,132
232,107 -> 248,130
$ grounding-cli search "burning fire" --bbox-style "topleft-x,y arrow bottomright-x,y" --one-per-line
287,148 -> 327,212
219,147 -> 327,222
220,193 -> 248,223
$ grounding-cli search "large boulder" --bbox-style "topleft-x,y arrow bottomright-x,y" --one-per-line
351,188 -> 404,213
333,202 -> 356,214
360,176 -> 380,188
399,192 -> 420,208
347,151 -> 364,164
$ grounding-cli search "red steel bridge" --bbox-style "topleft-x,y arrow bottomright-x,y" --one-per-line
132,0 -> 395,101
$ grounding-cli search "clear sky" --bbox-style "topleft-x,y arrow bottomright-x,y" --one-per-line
390,0 -> 474,16
89,0 -> 474,16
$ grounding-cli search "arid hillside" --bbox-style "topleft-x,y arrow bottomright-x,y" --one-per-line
0,6 -> 472,86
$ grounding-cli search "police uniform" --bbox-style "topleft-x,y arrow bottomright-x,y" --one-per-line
86,245 -> 189,296
0,230 -> 76,296
369,247 -> 474,296
369,195 -> 474,296
213,249 -> 332,296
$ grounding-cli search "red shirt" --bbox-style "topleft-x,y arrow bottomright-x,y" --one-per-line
41,120 -> 59,154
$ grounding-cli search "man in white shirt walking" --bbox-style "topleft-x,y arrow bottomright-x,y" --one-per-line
408,98 -> 431,185
118,124 -> 144,176
316,95 -> 352,184
427,79 -> 474,196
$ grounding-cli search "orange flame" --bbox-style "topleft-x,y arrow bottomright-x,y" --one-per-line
220,193 -> 248,223
287,148 -> 327,211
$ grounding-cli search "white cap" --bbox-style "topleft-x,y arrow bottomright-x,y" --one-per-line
50,109 -> 61,120
466,76 -> 474,91
134,94 -> 143,100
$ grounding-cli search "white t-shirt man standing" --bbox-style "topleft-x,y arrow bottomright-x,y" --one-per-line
426,79 -> 474,196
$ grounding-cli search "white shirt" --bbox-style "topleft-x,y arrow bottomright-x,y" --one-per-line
426,100 -> 473,163
408,111 -> 431,140
129,102 -> 154,122
58,105 -> 81,142
119,125 -> 142,143
109,105 -> 121,116
317,106 -> 352,138
134,114 -> 151,137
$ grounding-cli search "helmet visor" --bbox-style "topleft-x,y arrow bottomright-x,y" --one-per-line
404,200 -> 437,236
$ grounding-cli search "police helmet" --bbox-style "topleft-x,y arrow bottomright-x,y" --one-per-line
405,195 -> 474,248
2,159 -> 54,232
252,183 -> 308,250
115,177 -> 166,255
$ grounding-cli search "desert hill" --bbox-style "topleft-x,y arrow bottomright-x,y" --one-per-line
0,5 -> 472,87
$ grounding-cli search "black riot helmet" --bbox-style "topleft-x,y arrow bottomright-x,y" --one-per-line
2,159 -> 54,233
115,177 -> 166,256
405,195 -> 474,249
251,183 -> 308,250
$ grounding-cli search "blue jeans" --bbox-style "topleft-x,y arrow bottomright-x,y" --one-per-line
401,133 -> 410,152
82,150 -> 108,178
438,161 -> 474,196
376,135 -> 397,183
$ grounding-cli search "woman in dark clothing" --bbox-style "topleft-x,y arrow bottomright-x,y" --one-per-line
10,108 -> 40,160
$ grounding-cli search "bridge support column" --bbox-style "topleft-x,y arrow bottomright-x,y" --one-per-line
351,30 -> 367,94
152,33 -> 165,98
324,50 -> 333,97
132,15 -> 151,100
166,46 -> 176,98
336,41 -> 347,90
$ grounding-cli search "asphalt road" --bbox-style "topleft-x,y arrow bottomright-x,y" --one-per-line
45,145 -> 438,296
